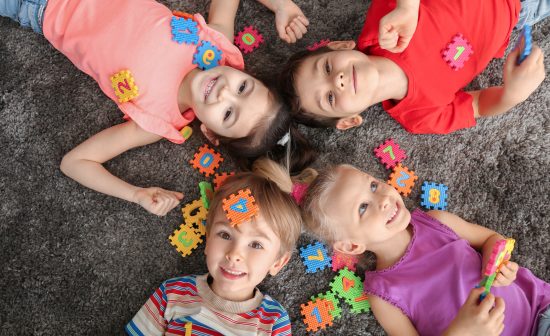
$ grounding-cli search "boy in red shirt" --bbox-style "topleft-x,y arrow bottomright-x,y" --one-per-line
279,0 -> 547,134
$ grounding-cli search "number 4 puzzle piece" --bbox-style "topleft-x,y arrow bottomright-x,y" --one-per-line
300,298 -> 334,332
388,164 -> 418,197
189,144 -> 223,177
374,138 -> 406,169
222,188 -> 259,226
169,222 -> 203,257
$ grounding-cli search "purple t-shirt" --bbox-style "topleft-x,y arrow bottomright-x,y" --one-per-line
364,209 -> 550,336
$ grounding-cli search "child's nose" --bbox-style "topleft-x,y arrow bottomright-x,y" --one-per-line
217,84 -> 230,101
225,246 -> 243,262
333,71 -> 345,90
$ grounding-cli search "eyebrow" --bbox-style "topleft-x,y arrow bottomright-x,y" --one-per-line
313,58 -> 328,114
229,80 -> 256,129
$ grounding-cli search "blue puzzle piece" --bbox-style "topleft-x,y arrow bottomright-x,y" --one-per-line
230,198 -> 248,213
516,25 -> 532,65
420,181 -> 448,210
170,17 -> 199,45
199,152 -> 214,168
193,41 -> 223,70
300,241 -> 331,273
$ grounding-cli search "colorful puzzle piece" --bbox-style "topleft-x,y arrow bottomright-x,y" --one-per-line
222,188 -> 259,226
179,126 -> 193,142
311,291 -> 342,319
388,164 -> 418,197
516,25 -> 532,65
300,241 -> 331,273
442,33 -> 473,71
169,222 -> 203,257
374,138 -> 407,169
300,299 -> 334,332
195,219 -> 206,237
181,199 -> 208,226
307,39 -> 331,51
193,41 -> 223,70
479,238 -> 515,300
347,293 -> 371,314
420,181 -> 449,210
110,70 -> 139,103
213,172 -> 235,190
331,251 -> 359,272
199,181 -> 214,210
234,26 -> 264,54
172,10 -> 194,20
189,144 -> 223,177
330,268 -> 364,302
170,16 -> 199,45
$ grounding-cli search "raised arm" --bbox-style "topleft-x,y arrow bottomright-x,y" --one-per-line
60,120 -> 183,216
379,0 -> 420,52
207,0 -> 240,42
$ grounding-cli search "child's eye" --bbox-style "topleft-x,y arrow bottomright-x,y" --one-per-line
223,107 -> 232,121
327,92 -> 334,106
249,241 -> 263,249
217,231 -> 231,240
370,181 -> 378,192
238,81 -> 247,94
324,60 -> 331,74
359,203 -> 368,217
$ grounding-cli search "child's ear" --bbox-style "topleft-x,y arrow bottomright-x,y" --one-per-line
200,124 -> 220,146
335,115 -> 363,130
327,40 -> 356,51
268,251 -> 291,276
333,240 -> 366,255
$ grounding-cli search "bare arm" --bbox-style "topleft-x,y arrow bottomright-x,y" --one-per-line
379,0 -> 420,52
60,120 -> 183,216
369,295 -> 419,335
207,0 -> 240,42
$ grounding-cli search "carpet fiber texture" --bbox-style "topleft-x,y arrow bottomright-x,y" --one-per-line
0,1 -> 548,335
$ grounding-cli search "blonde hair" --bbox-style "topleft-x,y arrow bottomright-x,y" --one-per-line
206,158 -> 305,253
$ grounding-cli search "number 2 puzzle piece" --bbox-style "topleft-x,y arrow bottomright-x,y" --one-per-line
299,241 -> 331,273
234,26 -> 264,54
110,70 -> 139,103
169,222 -> 203,257
213,172 -> 235,190
193,41 -> 223,70
388,164 -> 418,197
420,181 -> 448,210
300,299 -> 334,332
189,144 -> 223,177
331,250 -> 359,272
330,268 -> 364,302
442,33 -> 473,71
222,188 -> 259,226
374,138 -> 407,169
181,199 -> 208,226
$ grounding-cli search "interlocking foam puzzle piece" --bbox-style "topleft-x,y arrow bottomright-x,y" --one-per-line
199,181 -> 214,210
222,189 -> 259,226
420,181 -> 449,210
170,16 -> 199,45
347,293 -> 371,314
442,33 -> 473,71
193,41 -> 223,70
306,39 -> 331,51
213,172 -> 235,190
234,26 -> 264,54
374,138 -> 407,169
516,25 -> 532,64
330,268 -> 364,301
110,70 -> 139,103
172,10 -> 194,20
169,222 -> 203,257
479,238 -> 515,300
195,219 -> 206,237
299,241 -> 331,273
189,144 -> 223,177
388,164 -> 418,197
300,298 -> 334,332
331,250 -> 359,272
311,291 -> 342,319
181,199 -> 208,226
179,126 -> 193,142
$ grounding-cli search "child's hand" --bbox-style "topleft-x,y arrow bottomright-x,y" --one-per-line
133,187 -> 183,216
493,261 -> 519,287
273,0 -> 309,43
444,287 -> 505,336
503,45 -> 545,105
378,0 -> 419,53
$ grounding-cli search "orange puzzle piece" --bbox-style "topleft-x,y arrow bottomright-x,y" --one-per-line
213,172 -> 235,190
189,144 -> 223,177
387,164 -> 418,196
222,189 -> 259,226
300,299 -> 334,332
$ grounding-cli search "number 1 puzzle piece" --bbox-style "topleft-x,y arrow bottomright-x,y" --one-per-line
234,26 -> 264,54
169,222 -> 203,257
442,33 -> 473,71
300,299 -> 334,332
300,241 -> 331,273
222,188 -> 259,226
388,164 -> 418,197
420,181 -> 448,210
311,291 -> 342,319
189,144 -> 223,177
374,138 -> 406,169
110,70 -> 139,103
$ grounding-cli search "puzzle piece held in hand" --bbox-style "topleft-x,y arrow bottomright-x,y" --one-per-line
374,138 -> 407,169
189,144 -> 223,177
300,298 -> 334,332
169,222 -> 203,257
300,241 -> 331,273
222,189 -> 259,226
234,26 -> 264,54
420,181 -> 448,210
388,164 -> 418,197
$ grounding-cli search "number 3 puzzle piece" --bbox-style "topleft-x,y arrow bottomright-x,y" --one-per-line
169,222 -> 203,257
388,164 -> 418,197
374,138 -> 407,169
222,188 -> 259,226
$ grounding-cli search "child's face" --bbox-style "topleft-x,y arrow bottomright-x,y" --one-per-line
205,211 -> 289,302
294,49 -> 378,125
325,166 -> 411,249
188,66 -> 274,139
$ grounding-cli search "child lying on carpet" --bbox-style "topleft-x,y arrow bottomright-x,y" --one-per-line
0,0 -> 312,216
297,163 -> 550,335
279,0 -> 547,133
126,158 -> 307,335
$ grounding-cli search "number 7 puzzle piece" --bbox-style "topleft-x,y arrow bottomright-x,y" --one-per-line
374,138 -> 407,169
299,241 -> 331,273
388,164 -> 418,197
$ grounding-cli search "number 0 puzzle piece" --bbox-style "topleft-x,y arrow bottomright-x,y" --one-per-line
374,138 -> 407,169
300,241 -> 331,273
388,164 -> 418,197
420,181 -> 448,210
442,33 -> 473,71
234,26 -> 264,54
222,189 -> 259,226
179,126 -> 193,142
110,70 -> 139,103
169,222 -> 203,257
189,144 -> 223,177
300,299 -> 334,332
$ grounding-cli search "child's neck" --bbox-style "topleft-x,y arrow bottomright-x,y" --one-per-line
373,225 -> 413,270
369,55 -> 408,103
177,68 -> 201,113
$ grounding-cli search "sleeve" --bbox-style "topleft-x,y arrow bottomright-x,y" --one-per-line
387,91 -> 476,134
125,281 -> 169,336
271,309 -> 292,336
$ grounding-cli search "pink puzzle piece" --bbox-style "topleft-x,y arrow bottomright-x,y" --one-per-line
442,34 -> 473,71
374,139 -> 407,169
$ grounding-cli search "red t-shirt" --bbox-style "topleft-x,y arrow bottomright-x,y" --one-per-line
357,0 -> 520,134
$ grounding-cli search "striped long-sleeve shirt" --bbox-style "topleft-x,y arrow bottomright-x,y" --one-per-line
126,274 -> 292,336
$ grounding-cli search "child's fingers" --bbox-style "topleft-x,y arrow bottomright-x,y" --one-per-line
292,17 -> 308,35
296,15 -> 309,27
489,297 -> 505,319
479,292 -> 496,312
290,22 -> 304,40
465,286 -> 486,305
286,26 -> 297,43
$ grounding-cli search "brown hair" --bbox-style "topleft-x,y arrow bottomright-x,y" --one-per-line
205,158 -> 305,253
278,47 -> 341,128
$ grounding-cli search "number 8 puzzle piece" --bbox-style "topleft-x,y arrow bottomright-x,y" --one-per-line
420,181 -> 448,210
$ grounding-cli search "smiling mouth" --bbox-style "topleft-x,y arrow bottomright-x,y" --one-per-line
204,76 -> 219,102
220,266 -> 246,280
386,203 -> 399,225
352,66 -> 357,94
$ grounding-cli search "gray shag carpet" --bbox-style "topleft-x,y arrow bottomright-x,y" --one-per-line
1,1 -> 549,335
